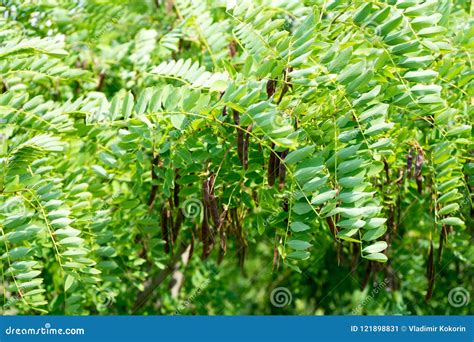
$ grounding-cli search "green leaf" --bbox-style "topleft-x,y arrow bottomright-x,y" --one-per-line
65,274 -> 75,292
287,240 -> 312,250
362,226 -> 387,241
311,190 -> 337,205
438,204 -> 459,216
284,145 -> 315,165
440,217 -> 464,226
290,222 -> 311,232
364,252 -> 387,262
362,241 -> 388,254
122,91 -> 134,119
287,251 -> 310,260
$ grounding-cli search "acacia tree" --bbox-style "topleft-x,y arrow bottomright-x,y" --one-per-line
0,0 -> 472,315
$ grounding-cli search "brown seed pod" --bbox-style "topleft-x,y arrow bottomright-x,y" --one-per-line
272,235 -> 280,272
437,224 -> 448,264
282,196 -> 289,212
208,174 -> 221,228
161,205 -> 170,254
232,109 -> 240,125
201,207 -> 213,260
416,176 -> 423,194
406,149 -> 414,179
202,178 -> 216,260
228,40 -> 236,58
189,231 -> 195,260
267,145 -> 277,187
266,79 -> 276,98
243,125 -> 252,170
203,178 -> 211,207
97,71 -> 106,91
383,159 -> 390,184
217,216 -> 227,265
229,207 -> 239,236
276,68 -> 293,104
272,246 -> 279,272
173,170 -> 180,208
278,150 -> 288,191
326,217 -> 337,238
172,210 -> 183,244
425,240 -> 435,301
415,151 -> 424,194
274,152 -> 281,179
222,105 -> 227,117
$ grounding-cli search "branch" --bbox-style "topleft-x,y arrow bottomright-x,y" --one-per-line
132,243 -> 188,313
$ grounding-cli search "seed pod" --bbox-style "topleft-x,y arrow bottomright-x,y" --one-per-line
172,210 -> 183,244
209,195 -> 220,227
326,217 -> 337,237
278,150 -> 288,191
415,151 -> 423,194
161,205 -> 170,254
208,174 -> 221,228
203,178 -> 211,207
201,207 -> 212,260
232,109 -> 240,125
425,240 -> 435,301
272,245 -> 279,272
282,197 -> 289,212
228,40 -> 236,58
416,176 -> 423,194
383,159 -> 390,184
173,170 -> 180,208
267,145 -> 277,187
222,105 -> 227,117
437,224 -> 448,264
397,169 -> 404,186
272,235 -> 280,272
217,220 -> 227,265
274,152 -> 281,179
276,68 -> 292,104
415,150 -> 423,176
243,125 -> 252,170
229,207 -> 239,236
97,71 -> 106,91
406,149 -> 414,179
266,79 -> 276,98
189,231 -> 195,260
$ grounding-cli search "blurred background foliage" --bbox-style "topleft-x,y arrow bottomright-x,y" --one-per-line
0,0 -> 472,315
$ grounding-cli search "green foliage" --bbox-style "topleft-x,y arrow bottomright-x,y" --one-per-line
0,0 -> 472,315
